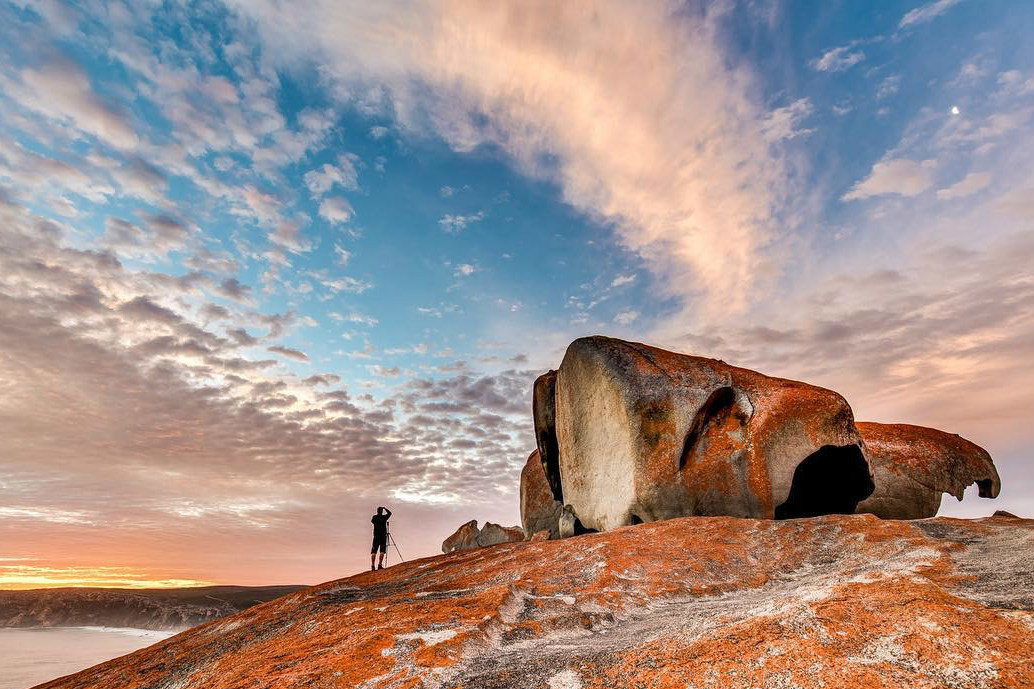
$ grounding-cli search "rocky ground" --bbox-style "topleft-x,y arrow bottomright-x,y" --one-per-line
37,513 -> 1034,689
0,586 -> 304,632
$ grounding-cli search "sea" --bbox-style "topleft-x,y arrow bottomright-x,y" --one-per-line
0,627 -> 176,689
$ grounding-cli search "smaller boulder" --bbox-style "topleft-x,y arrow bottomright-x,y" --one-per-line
530,529 -> 551,542
442,520 -> 480,553
442,520 -> 524,553
855,422 -> 1000,520
477,522 -> 525,548
520,449 -> 564,538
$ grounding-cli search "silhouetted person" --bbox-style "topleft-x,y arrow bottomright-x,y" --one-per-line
371,506 -> 391,570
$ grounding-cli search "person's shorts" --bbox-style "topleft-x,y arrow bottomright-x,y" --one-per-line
371,534 -> 387,554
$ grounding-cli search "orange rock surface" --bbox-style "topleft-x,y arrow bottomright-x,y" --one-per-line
552,336 -> 873,529
39,514 -> 1034,689
857,422 -> 1002,519
520,449 -> 563,538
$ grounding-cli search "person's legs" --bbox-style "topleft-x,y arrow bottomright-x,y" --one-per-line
377,538 -> 387,568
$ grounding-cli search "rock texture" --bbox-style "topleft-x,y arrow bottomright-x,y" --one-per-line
856,422 -> 1002,519
442,520 -> 524,553
551,336 -> 874,531
519,449 -> 563,538
532,370 -> 562,502
39,514 -> 1034,689
0,586 -> 303,632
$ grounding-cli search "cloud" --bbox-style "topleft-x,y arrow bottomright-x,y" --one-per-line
318,196 -> 354,224
936,171 -> 992,200
343,311 -> 379,326
811,46 -> 865,72
303,156 -> 359,197
0,196 -> 533,579
233,0 -> 794,310
761,98 -> 814,141
899,0 -> 964,29
438,211 -> 484,233
454,263 -> 477,277
610,274 -> 636,288
11,56 -> 139,149
267,345 -> 310,362
876,75 -> 901,100
614,309 -> 639,325
843,159 -> 936,200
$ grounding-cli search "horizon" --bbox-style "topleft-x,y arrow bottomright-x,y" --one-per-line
2,0 -> 1033,589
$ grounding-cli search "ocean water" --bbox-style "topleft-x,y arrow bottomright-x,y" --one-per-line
0,627 -> 176,689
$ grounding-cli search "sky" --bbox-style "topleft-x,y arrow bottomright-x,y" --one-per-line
0,0 -> 1031,588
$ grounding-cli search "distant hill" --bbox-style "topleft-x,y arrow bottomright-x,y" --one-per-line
0,585 -> 305,631
32,513 -> 1034,689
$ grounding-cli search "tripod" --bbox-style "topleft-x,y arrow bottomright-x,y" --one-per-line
387,532 -> 405,563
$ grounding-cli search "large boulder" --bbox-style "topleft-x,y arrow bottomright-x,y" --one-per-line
442,520 -> 524,553
855,422 -> 1001,519
552,336 -> 875,531
519,449 -> 563,538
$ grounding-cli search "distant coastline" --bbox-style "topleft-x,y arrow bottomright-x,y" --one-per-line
0,585 -> 305,631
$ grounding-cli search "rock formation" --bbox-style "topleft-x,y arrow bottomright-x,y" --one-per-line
532,369 -> 562,501
545,336 -> 875,531
441,520 -> 524,553
40,514 -> 1034,689
519,449 -> 563,538
855,421 -> 1002,519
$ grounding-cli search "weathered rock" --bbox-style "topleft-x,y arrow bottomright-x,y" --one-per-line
519,449 -> 563,538
442,520 -> 523,553
855,422 -> 1001,519
476,522 -> 524,548
41,515 -> 1034,689
441,519 -> 480,553
553,336 -> 874,531
532,369 -> 562,501
529,529 -> 550,542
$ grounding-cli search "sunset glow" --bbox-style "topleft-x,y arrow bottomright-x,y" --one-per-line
0,561 -> 212,590
1,0 -> 1031,586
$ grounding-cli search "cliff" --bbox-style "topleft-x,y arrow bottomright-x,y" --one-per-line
37,513 -> 1034,688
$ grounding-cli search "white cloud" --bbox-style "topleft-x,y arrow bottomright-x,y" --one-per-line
610,274 -> 636,288
438,211 -> 484,233
10,57 -> 139,149
232,1 -> 795,310
811,46 -> 865,73
936,171 -> 992,200
877,75 -> 901,100
614,310 -> 639,325
303,155 -> 359,197
343,311 -> 379,326
761,98 -> 814,141
318,196 -> 354,224
899,0 -> 964,29
333,244 -> 352,266
843,159 -> 936,200
454,263 -> 477,277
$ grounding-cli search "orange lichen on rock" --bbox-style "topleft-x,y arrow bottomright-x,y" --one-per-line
519,449 -> 563,538
39,514 -> 1034,689
856,421 -> 1002,519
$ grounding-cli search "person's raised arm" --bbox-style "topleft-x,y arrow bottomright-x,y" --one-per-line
383,507 -> 392,519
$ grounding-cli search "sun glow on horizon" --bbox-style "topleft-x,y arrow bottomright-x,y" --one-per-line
0,561 -> 214,590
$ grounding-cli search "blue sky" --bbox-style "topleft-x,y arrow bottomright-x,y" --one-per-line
0,0 -> 1032,585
